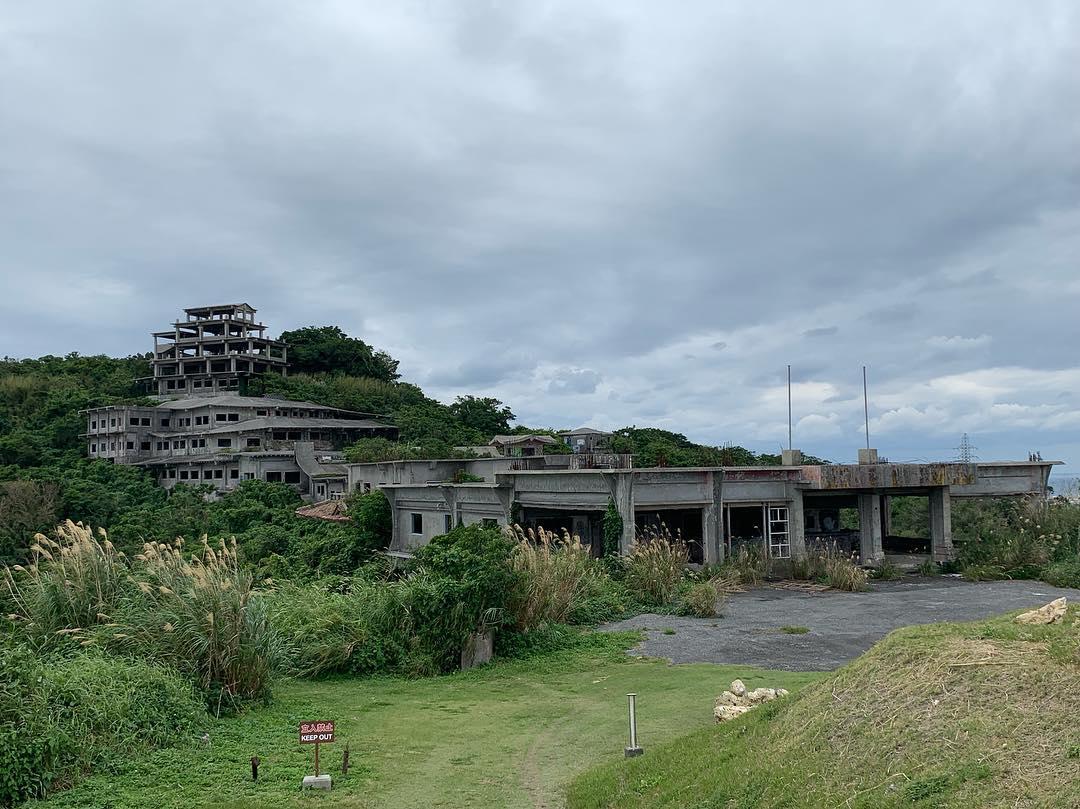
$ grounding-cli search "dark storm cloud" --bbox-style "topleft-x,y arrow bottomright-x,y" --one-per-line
2,1 -> 1080,468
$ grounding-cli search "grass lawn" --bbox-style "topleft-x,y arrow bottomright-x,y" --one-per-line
32,635 -> 821,809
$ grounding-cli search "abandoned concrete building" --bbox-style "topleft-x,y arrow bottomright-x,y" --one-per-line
152,303 -> 288,397
83,305 -> 397,499
341,454 -> 1057,567
83,304 -> 1059,563
558,427 -> 613,453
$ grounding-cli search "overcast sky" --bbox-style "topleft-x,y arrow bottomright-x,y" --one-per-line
2,2 -> 1079,473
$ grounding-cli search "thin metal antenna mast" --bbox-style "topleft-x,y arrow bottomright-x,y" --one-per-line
862,365 -> 870,450
787,365 -> 792,450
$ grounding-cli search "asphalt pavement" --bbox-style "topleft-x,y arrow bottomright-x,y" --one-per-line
600,576 -> 1079,671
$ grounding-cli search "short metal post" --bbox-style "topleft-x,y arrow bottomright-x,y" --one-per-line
625,693 -> 643,758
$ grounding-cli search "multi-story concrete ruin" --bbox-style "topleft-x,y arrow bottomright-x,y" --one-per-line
151,304 -> 288,397
83,305 -> 396,499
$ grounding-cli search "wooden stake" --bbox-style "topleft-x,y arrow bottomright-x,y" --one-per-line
315,742 -> 320,777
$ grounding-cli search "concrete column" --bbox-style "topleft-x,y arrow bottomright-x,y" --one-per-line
788,490 -> 807,560
701,471 -> 724,564
612,472 -> 636,554
881,495 -> 892,537
384,490 -> 402,552
929,487 -> 953,562
857,493 -> 884,565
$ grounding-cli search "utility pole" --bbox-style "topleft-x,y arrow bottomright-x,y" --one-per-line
862,366 -> 870,450
787,364 -> 792,450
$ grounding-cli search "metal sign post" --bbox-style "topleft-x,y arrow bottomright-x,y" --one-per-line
625,693 -> 644,758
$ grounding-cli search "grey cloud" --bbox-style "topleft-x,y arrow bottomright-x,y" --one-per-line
2,1 -> 1080,470
547,368 -> 602,395
802,327 -> 839,338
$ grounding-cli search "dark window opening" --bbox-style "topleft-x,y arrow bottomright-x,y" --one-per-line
411,513 -> 423,534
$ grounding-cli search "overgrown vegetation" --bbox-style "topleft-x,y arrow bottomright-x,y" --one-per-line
952,497 -> 1080,588
3,522 -> 281,712
0,644 -> 204,807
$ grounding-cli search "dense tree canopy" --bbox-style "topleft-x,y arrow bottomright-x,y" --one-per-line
278,326 -> 400,382
448,396 -> 515,436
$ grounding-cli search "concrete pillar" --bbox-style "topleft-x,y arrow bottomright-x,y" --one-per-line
857,493 -> 884,565
788,491 -> 806,560
701,471 -> 724,564
881,495 -> 892,537
929,487 -> 953,562
384,490 -> 402,552
612,472 -> 636,554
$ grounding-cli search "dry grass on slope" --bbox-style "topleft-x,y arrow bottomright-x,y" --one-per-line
569,606 -> 1080,809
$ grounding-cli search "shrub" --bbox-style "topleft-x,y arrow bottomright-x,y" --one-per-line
568,574 -> 633,625
961,563 -> 1008,581
506,525 -> 596,630
265,581 -> 414,678
823,549 -> 870,591
623,525 -> 688,607
679,580 -> 725,618
916,559 -> 941,576
1040,559 -> 1080,589
412,523 -> 517,629
351,489 -> 393,556
790,542 -> 869,591
0,642 -> 203,805
869,559 -> 903,581
725,544 -> 770,585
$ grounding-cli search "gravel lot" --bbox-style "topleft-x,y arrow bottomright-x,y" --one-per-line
601,577 -> 1079,671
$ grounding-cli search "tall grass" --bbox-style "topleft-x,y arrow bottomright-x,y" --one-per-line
3,522 -> 280,712
793,542 -> 869,591
724,544 -> 769,585
506,525 -> 595,629
122,536 -> 282,711
624,524 -> 688,607
2,521 -> 129,634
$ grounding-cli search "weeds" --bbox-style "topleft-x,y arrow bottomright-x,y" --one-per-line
624,524 -> 688,606
724,544 -> 769,585
506,525 -> 596,629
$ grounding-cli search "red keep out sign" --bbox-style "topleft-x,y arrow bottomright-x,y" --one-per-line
299,721 -> 335,744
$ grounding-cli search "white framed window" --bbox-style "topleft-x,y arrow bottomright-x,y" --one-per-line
768,506 -> 790,559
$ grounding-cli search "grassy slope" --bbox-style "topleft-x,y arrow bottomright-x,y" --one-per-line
568,608 -> 1080,809
31,636 -> 821,809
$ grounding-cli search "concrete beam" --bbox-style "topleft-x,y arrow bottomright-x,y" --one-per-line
929,486 -> 953,562
857,493 -> 884,565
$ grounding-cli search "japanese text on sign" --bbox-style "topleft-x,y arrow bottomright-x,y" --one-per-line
299,721 -> 335,744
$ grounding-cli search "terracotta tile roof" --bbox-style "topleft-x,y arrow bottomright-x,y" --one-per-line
295,499 -> 351,522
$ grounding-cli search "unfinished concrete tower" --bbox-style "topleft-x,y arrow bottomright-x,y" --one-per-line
152,304 -> 287,397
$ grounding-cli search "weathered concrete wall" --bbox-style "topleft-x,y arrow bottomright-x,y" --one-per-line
951,462 -> 1056,498
803,463 -> 976,490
